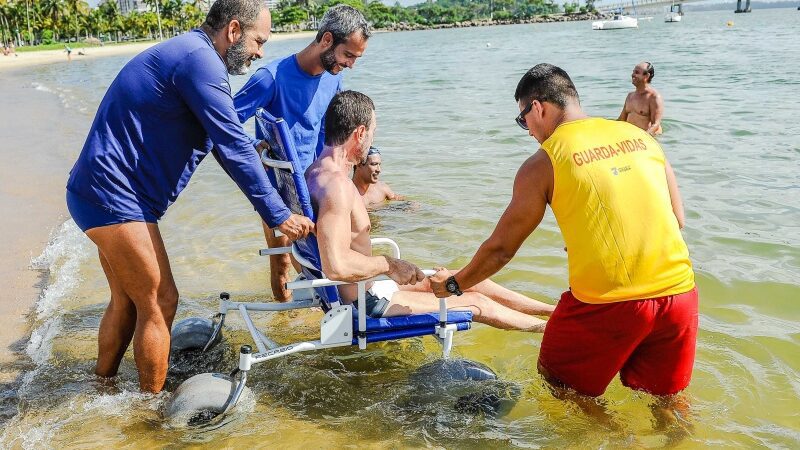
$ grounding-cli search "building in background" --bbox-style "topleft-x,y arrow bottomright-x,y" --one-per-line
117,0 -> 149,15
196,0 -> 280,13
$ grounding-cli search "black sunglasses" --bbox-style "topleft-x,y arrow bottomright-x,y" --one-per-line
515,101 -> 534,130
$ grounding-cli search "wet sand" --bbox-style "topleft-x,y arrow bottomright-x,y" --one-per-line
0,30 -> 316,379
0,76 -> 70,378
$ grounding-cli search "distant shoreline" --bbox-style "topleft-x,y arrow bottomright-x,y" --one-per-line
0,15 -> 614,71
381,12 -> 609,32
0,31 -> 317,72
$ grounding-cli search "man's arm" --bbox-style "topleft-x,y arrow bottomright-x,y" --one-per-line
381,182 -> 405,201
618,93 -> 630,121
665,159 -> 685,229
431,150 -> 553,295
647,92 -> 664,135
173,50 -> 312,239
233,67 -> 276,123
316,177 -> 423,285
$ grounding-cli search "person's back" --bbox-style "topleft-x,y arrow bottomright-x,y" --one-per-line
541,117 -> 693,303
68,30 -> 235,218
307,153 -> 373,301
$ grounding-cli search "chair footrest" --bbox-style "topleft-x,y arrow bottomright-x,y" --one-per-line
352,321 -> 471,345
356,311 -> 473,332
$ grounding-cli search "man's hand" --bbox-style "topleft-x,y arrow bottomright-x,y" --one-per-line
256,140 -> 270,153
276,214 -> 314,241
386,257 -> 425,286
429,267 -> 454,298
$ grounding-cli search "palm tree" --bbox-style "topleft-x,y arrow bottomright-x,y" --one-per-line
98,0 -> 122,41
141,0 -> 163,39
40,0 -> 68,40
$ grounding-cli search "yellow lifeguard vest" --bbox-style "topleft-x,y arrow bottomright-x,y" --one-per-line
541,118 -> 694,303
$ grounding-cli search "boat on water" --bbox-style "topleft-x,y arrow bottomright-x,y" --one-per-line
665,2 -> 683,22
592,13 -> 639,30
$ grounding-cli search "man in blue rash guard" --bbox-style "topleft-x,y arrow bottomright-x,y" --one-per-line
65,0 -> 313,393
234,5 -> 370,301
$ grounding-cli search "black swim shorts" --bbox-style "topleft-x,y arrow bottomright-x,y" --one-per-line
364,291 -> 390,318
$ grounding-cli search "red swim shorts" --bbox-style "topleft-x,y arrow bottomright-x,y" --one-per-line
538,287 -> 698,397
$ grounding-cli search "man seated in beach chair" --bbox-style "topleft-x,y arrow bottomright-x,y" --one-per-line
306,90 -> 554,330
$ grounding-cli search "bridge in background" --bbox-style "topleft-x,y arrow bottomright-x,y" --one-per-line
598,0 -> 753,15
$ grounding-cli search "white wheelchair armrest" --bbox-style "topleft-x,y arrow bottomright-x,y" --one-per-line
260,149 -> 294,172
286,270 -> 436,290
259,247 -> 292,256
370,237 -> 401,258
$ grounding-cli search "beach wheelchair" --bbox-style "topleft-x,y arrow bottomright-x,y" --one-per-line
164,111 -> 497,425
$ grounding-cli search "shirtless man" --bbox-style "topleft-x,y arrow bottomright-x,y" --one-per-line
351,146 -> 404,208
618,61 -> 663,136
307,90 -> 554,330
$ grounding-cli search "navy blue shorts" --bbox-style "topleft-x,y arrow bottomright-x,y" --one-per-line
66,190 -> 157,232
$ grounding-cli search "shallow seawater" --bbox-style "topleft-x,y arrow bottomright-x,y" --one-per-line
2,9 -> 799,448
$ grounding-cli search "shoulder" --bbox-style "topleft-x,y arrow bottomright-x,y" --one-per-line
376,181 -> 393,195
248,66 -> 277,86
519,149 -> 553,177
174,40 -> 224,80
267,55 -> 292,74
516,149 -> 553,200
313,170 -> 356,211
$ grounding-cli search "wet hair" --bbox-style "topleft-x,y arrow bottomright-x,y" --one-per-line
514,63 -> 580,108
644,61 -> 655,82
324,90 -> 375,146
357,147 -> 381,166
316,5 -> 371,45
202,0 -> 267,33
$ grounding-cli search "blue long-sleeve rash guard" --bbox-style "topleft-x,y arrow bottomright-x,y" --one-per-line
66,29 -> 291,228
233,54 -> 343,174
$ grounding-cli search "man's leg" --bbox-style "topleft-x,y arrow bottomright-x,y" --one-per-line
262,222 -> 296,302
86,221 -> 178,393
384,291 -> 545,331
401,270 -> 555,316
95,250 -> 137,377
537,291 -> 651,397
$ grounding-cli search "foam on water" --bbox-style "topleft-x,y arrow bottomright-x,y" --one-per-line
30,220 -> 91,322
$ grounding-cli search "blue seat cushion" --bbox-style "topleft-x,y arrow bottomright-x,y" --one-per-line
358,311 -> 473,332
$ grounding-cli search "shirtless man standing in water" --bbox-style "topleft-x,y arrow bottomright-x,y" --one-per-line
351,146 -> 404,208
308,90 -> 553,329
619,62 -> 663,136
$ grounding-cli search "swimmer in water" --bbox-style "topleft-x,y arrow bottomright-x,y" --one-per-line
618,61 -> 663,136
351,146 -> 405,208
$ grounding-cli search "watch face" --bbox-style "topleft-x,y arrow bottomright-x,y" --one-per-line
446,279 -> 456,293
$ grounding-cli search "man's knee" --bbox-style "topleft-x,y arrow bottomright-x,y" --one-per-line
466,292 -> 496,316
156,284 -> 179,320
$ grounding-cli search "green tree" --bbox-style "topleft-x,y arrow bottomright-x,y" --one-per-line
365,1 -> 394,27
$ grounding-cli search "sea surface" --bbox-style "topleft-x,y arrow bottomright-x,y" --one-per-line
1,9 -> 799,448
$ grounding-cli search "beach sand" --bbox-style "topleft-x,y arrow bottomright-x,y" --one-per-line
0,30 -> 315,381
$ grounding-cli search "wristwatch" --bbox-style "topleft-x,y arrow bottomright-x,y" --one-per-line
445,275 -> 463,296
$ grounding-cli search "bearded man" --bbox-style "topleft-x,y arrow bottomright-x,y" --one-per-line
65,0 -> 313,393
234,5 -> 371,301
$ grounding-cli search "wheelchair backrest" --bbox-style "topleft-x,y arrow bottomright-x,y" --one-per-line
254,109 -> 341,310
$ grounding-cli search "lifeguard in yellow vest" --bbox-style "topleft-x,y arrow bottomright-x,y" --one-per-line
430,63 -> 698,400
